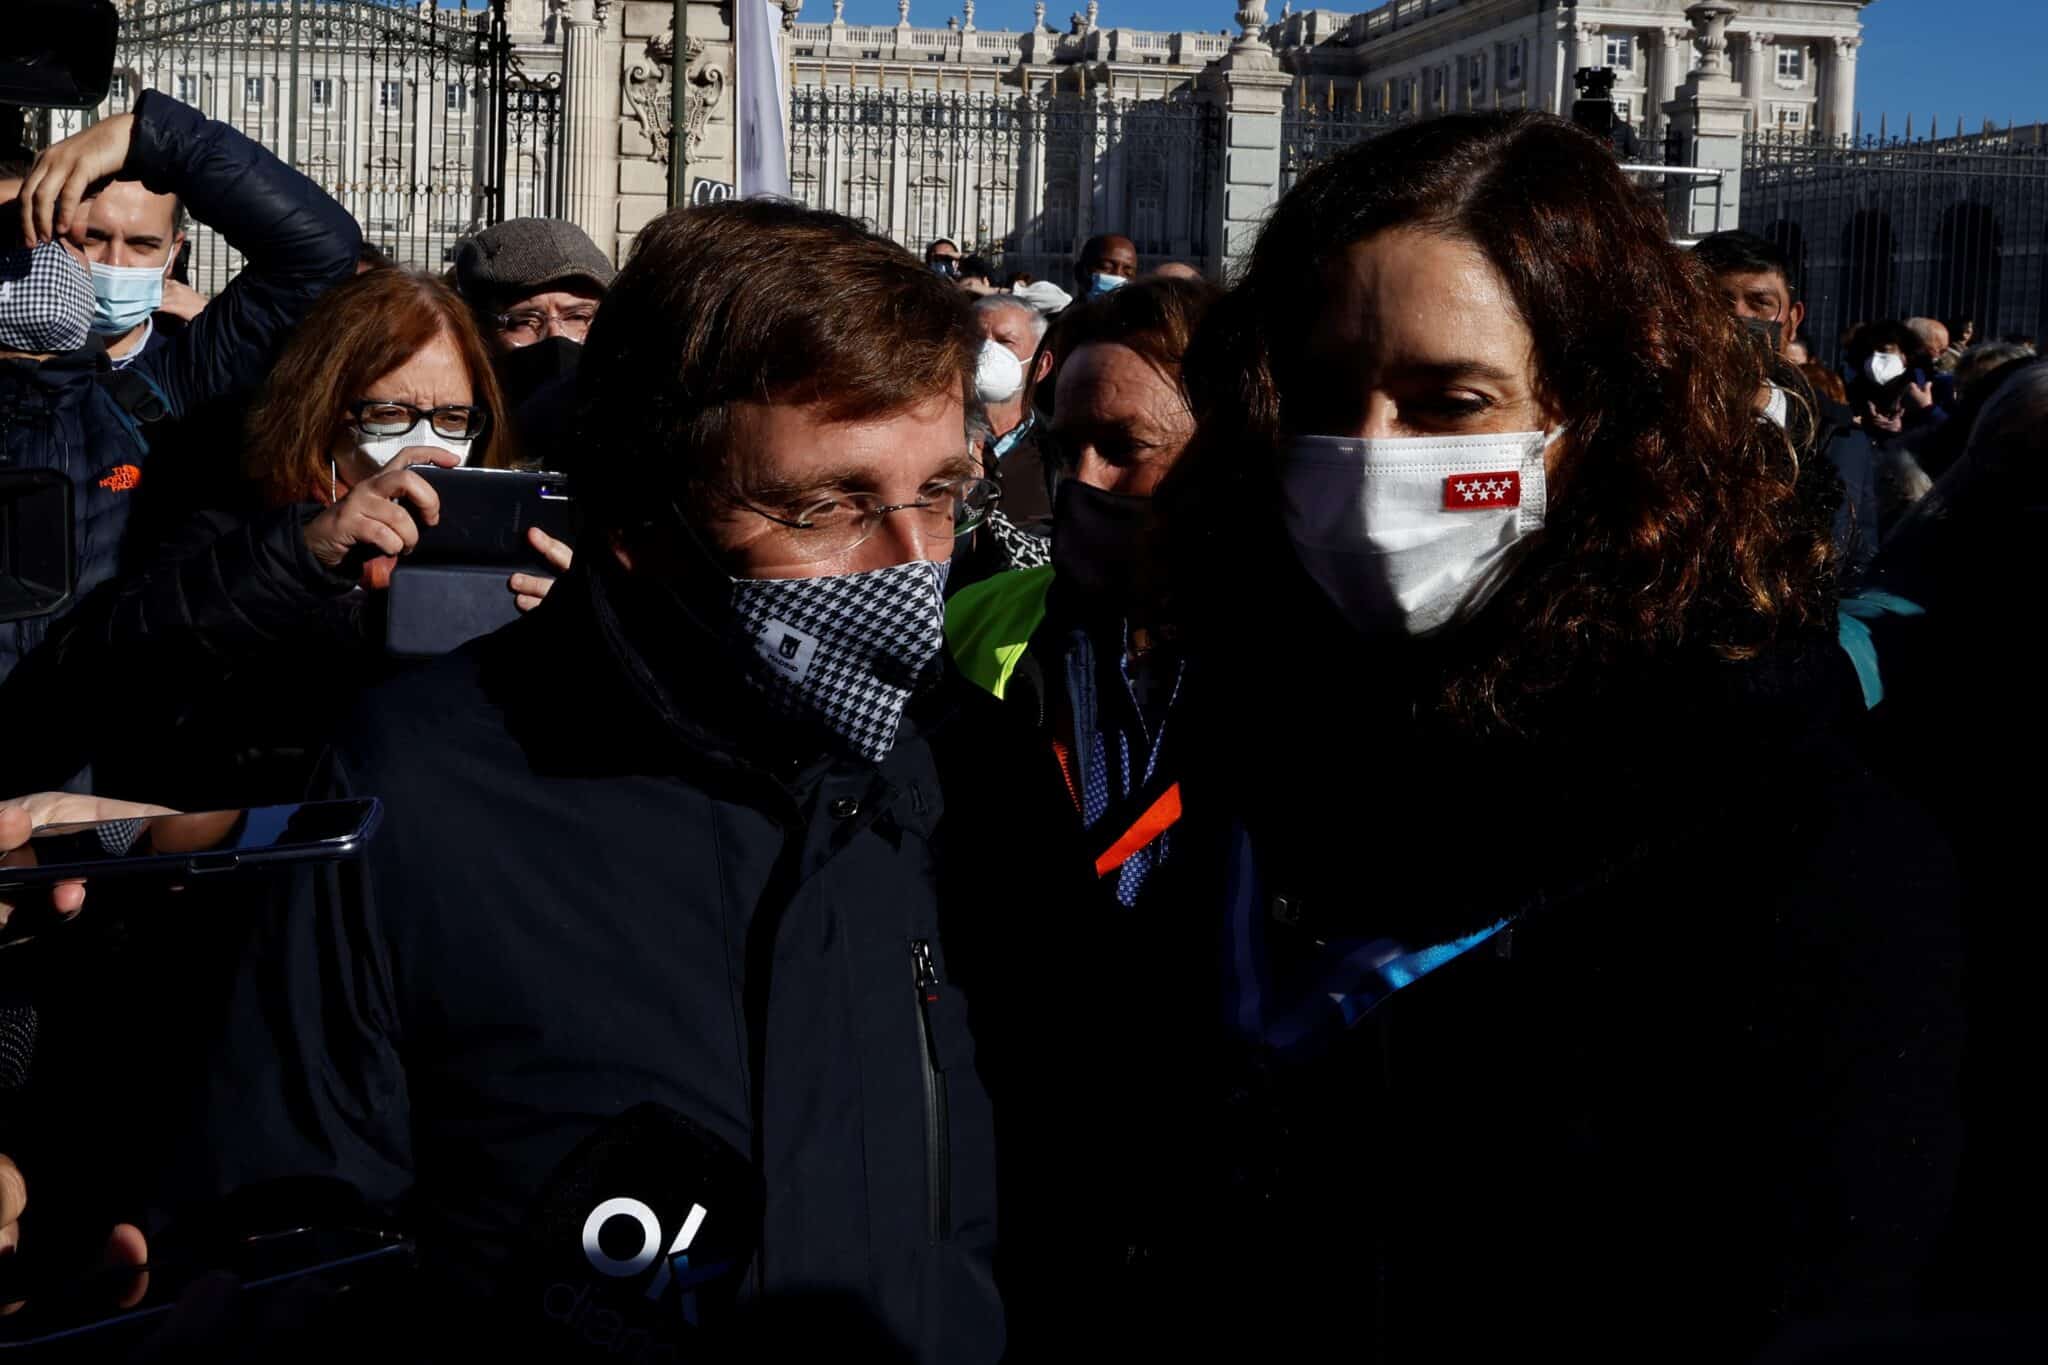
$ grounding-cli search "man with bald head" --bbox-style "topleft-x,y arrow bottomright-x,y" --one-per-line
1073,232 -> 1138,300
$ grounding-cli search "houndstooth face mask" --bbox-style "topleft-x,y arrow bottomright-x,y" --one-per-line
728,557 -> 950,762
0,241 -> 95,355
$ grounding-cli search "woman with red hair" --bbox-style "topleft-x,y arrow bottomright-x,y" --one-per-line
0,269 -> 542,803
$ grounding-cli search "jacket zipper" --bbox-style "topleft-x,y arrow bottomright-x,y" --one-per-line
911,939 -> 950,1243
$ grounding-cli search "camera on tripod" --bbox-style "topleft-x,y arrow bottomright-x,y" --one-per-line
0,0 -> 119,624
1571,65 -> 1639,159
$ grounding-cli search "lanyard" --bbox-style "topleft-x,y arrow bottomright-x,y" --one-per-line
1224,820 -> 1512,1056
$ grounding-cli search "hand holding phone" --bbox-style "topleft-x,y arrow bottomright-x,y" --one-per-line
0,796 -> 172,924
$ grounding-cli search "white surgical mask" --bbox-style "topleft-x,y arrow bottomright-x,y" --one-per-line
1279,429 -> 1556,638
1086,272 -> 1126,299
974,338 -> 1025,404
354,417 -> 473,469
88,260 -> 166,336
1864,351 -> 1907,386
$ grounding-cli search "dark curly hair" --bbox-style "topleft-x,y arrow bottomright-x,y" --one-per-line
1163,112 -> 1838,733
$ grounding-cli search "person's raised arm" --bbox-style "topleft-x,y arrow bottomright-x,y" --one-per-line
117,90 -> 360,418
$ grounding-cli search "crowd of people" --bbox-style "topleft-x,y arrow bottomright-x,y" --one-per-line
0,90 -> 2042,1361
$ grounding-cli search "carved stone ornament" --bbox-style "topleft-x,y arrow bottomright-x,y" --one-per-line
626,22 -> 726,168
1683,1 -> 1739,78
779,0 -> 802,32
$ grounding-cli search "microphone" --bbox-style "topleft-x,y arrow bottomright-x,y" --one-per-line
505,1103 -> 763,1361
0,1006 -> 34,1094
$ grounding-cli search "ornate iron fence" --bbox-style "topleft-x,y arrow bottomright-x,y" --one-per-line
23,0 -> 562,294
1280,102 -> 1407,194
787,85 -> 1217,280
1742,127 -> 2048,363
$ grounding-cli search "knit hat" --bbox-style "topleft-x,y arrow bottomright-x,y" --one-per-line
453,218 -> 616,310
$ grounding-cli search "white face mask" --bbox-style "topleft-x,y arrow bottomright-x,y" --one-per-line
1279,429 -> 1555,638
1086,272 -> 1126,299
974,337 -> 1025,404
354,417 -> 473,469
1865,351 -> 1907,387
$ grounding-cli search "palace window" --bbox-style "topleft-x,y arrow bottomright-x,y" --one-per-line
1777,47 -> 1805,81
1605,34 -> 1633,71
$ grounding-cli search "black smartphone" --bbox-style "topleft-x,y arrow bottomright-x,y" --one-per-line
410,466 -> 573,566
0,799 -> 382,892
0,1226 -> 414,1353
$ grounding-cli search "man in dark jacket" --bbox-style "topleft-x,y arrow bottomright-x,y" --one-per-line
0,92 -> 360,680
179,201 -> 1009,1361
1694,230 -> 1881,585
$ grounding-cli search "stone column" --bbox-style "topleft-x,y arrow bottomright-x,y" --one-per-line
1649,26 -> 1688,139
1662,2 -> 1743,239
1200,0 -> 1292,279
1563,17 -> 1598,107
561,0 -> 609,237
1825,34 -> 1859,143
1738,30 -> 1773,131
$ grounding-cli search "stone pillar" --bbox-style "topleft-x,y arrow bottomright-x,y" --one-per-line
1738,30 -> 1773,132
560,0 -> 612,240
1661,2 -> 1743,239
1824,34 -> 1859,143
1201,0 -> 1292,279
616,0 -> 733,255
1563,17 -> 1598,109
1649,26 -> 1688,139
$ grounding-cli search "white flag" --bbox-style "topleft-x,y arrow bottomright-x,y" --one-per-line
736,0 -> 791,198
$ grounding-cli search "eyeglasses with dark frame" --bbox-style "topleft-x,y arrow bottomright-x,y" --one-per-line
492,304 -> 600,344
728,474 -> 1001,565
346,400 -> 490,441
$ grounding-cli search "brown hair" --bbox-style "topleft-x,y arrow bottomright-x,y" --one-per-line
577,199 -> 978,535
242,268 -> 511,508
1167,112 -> 1837,733
1799,361 -> 1847,407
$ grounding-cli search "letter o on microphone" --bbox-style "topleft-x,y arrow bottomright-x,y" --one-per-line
581,1196 -> 664,1278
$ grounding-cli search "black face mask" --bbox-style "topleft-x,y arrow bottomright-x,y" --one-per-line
1740,315 -> 1783,356
1050,477 -> 1155,615
492,334 -> 583,409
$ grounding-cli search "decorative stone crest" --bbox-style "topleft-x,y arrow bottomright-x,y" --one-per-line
625,20 -> 725,167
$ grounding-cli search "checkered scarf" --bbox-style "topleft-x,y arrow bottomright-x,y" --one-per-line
0,241 -> 94,354
729,558 -> 950,762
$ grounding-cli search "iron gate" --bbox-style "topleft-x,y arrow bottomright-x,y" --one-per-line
25,0 -> 563,295
1742,127 -> 2048,364
787,85 -> 1218,279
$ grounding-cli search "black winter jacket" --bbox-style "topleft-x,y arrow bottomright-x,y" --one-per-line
0,499 -> 366,802
0,91 -> 360,680
1025,572 -> 1970,1360
175,555 -> 1007,1362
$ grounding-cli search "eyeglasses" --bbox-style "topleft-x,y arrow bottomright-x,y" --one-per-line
492,304 -> 599,345
731,475 -> 1001,564
347,400 -> 489,440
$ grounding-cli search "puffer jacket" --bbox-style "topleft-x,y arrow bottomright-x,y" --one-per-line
0,90 -> 360,680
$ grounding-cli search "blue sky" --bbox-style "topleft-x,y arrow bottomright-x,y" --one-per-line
801,0 -> 2044,131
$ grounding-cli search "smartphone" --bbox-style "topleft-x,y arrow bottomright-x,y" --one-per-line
410,466 -> 574,566
0,1226 -> 414,1353
0,798 -> 382,892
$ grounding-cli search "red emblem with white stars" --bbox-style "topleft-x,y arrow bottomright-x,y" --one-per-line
1443,471 -> 1521,510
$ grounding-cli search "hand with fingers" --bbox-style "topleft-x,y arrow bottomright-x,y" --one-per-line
17,115 -> 138,247
0,796 -> 175,925
0,1155 -> 150,1316
158,279 -> 209,322
509,526 -> 574,613
303,449 -> 458,573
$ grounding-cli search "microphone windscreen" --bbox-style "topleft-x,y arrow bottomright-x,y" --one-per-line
0,1006 -> 35,1093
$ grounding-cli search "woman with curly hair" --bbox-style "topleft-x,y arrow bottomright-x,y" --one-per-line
1072,114 -> 1967,1358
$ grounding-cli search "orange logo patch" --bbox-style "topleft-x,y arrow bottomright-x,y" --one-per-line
97,464 -> 142,492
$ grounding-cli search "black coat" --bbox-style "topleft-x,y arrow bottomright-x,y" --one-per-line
172,556 -> 1007,1362
0,500 -> 368,804
0,91 -> 360,680
1039,583 -> 1970,1359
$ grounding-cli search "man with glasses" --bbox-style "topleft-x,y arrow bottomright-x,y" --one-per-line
186,202 -> 1023,1361
452,216 -> 613,352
